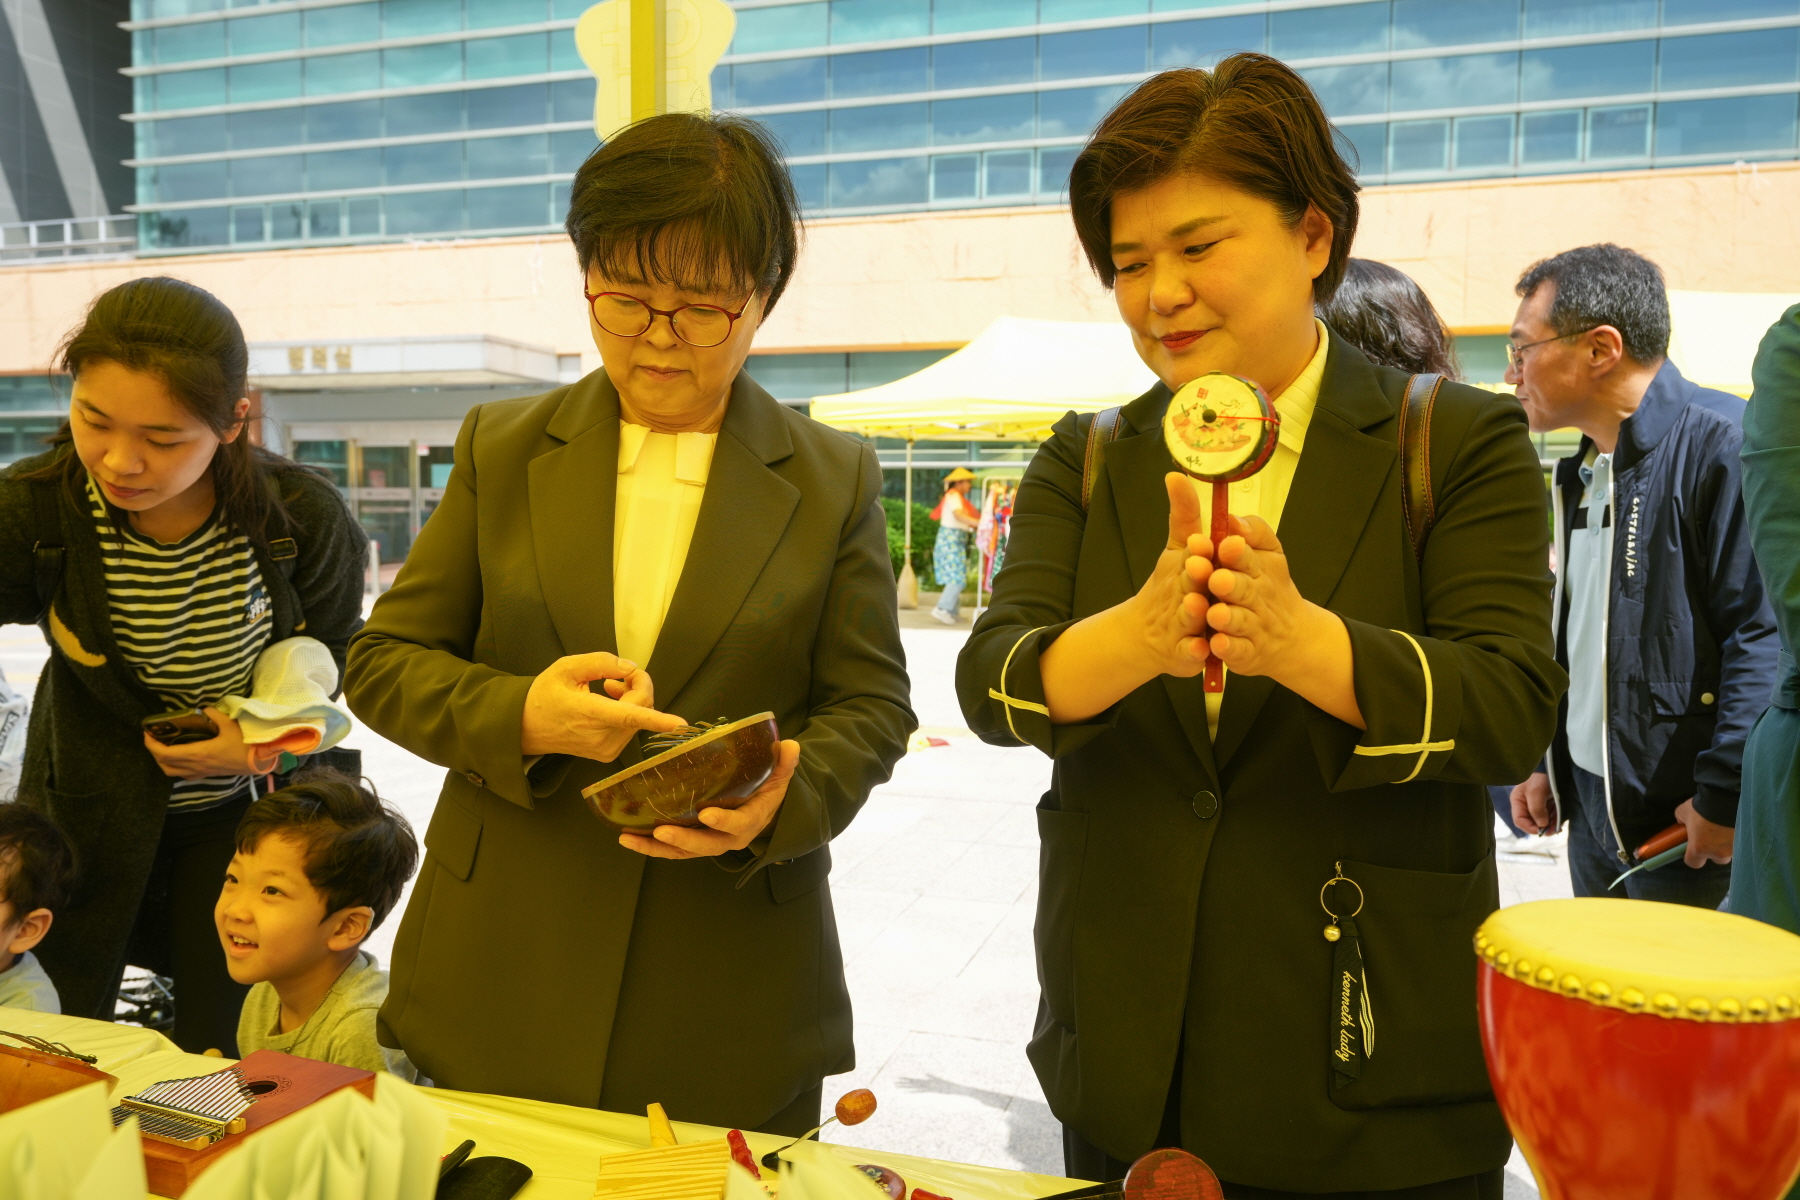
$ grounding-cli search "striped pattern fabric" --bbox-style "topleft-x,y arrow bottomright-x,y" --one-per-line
87,474 -> 272,812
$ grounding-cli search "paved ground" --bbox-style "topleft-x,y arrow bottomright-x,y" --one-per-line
1,611 -> 1564,1193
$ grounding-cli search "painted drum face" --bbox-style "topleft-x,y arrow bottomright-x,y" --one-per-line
1163,372 -> 1279,483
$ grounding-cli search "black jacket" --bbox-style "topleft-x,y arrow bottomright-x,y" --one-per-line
0,448 -> 368,1018
956,332 -> 1562,1191
1546,360 -> 1780,853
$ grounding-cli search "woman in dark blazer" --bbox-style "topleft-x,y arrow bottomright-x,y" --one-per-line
957,59 -> 1563,1196
345,114 -> 914,1132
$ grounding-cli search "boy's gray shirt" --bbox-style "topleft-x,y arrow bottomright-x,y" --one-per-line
0,951 -> 59,1013
237,951 -> 417,1081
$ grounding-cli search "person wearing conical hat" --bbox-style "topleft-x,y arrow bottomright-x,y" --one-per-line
930,468 -> 980,625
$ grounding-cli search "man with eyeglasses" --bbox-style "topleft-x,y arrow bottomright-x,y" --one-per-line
1504,243 -> 1778,909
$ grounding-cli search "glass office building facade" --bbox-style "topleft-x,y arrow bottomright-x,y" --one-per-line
125,0 -> 1800,253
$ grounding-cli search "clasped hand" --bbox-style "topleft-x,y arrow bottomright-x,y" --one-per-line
1136,473 -> 1363,728
519,652 -> 798,860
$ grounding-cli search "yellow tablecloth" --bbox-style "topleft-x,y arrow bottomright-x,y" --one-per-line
8,1008 -> 1087,1200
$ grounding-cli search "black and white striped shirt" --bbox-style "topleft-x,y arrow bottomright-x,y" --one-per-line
87,474 -> 272,813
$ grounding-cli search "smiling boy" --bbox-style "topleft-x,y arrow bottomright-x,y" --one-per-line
215,770 -> 419,1077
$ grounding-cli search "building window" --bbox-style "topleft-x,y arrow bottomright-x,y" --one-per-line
385,43 -> 464,89
1390,52 -> 1517,114
230,155 -> 302,200
307,99 -> 382,143
307,198 -> 343,238
1152,16 -> 1264,70
830,157 -> 928,208
934,37 -> 1035,90
1302,63 -> 1390,119
1038,145 -> 1078,198
347,196 -> 383,235
156,69 -> 227,111
1520,109 -> 1584,164
833,47 -> 928,98
1454,114 -> 1515,169
831,103 -> 929,153
759,109 -> 828,158
468,133 -> 548,180
934,0 -> 1037,37
466,33 -> 549,81
230,61 -> 302,104
231,12 -> 300,57
467,183 -> 550,231
1655,94 -> 1800,158
386,141 -> 465,186
1660,29 -> 1800,92
1037,85 -> 1129,140
734,57 -> 828,107
1389,119 -> 1449,173
1271,2 -> 1389,60
468,84 -> 548,129
931,153 -> 979,201
1524,0 -> 1659,38
1392,0 -> 1519,49
732,3 -> 830,55
1522,41 -> 1655,104
984,149 -> 1034,197
294,441 -> 350,489
305,52 -> 382,97
932,93 -> 1035,146
832,0 -> 930,45
1039,25 -> 1146,81
385,189 -> 465,236
231,205 -> 265,243
1336,123 -> 1387,177
305,3 -> 380,48
1589,104 -> 1651,159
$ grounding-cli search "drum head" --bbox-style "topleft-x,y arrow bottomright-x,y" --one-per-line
1163,373 -> 1279,483
1477,898 -> 1800,1021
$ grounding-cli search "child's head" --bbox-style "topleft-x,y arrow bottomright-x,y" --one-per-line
0,804 -> 78,969
215,770 -> 418,986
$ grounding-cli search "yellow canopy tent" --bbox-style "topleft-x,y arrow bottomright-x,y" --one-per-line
809,315 -> 1157,441
808,315 -> 1157,607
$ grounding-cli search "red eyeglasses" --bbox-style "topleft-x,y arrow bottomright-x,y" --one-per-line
583,288 -> 752,349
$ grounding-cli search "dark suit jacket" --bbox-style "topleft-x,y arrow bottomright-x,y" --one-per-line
344,370 -> 914,1126
956,332 -> 1564,1191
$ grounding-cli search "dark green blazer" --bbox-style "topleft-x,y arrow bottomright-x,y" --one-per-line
956,332 -> 1564,1191
0,449 -> 368,1019
344,370 -> 914,1127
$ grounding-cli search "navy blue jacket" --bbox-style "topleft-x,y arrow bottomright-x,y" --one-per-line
1546,360 -> 1780,856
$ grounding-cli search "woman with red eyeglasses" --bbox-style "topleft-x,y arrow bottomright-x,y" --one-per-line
344,113 -> 914,1132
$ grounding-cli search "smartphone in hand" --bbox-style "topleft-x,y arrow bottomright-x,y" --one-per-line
143,709 -> 218,745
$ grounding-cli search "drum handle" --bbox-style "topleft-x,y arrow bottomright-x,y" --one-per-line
1634,823 -> 1688,862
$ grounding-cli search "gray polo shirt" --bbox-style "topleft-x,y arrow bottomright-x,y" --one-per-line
1565,448 -> 1612,777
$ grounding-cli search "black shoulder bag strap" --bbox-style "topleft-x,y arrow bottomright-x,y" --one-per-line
1081,405 -> 1125,512
29,479 -> 66,625
1397,373 -> 1444,562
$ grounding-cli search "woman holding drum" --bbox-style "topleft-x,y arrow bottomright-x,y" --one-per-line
957,56 -> 1564,1195
346,113 -> 913,1132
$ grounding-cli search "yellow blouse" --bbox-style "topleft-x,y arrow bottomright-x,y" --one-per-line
613,421 -> 718,667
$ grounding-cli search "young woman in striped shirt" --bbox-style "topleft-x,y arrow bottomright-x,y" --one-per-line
1,277 -> 368,1053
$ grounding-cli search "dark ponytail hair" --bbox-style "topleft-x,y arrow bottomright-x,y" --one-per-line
26,276 -> 294,545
